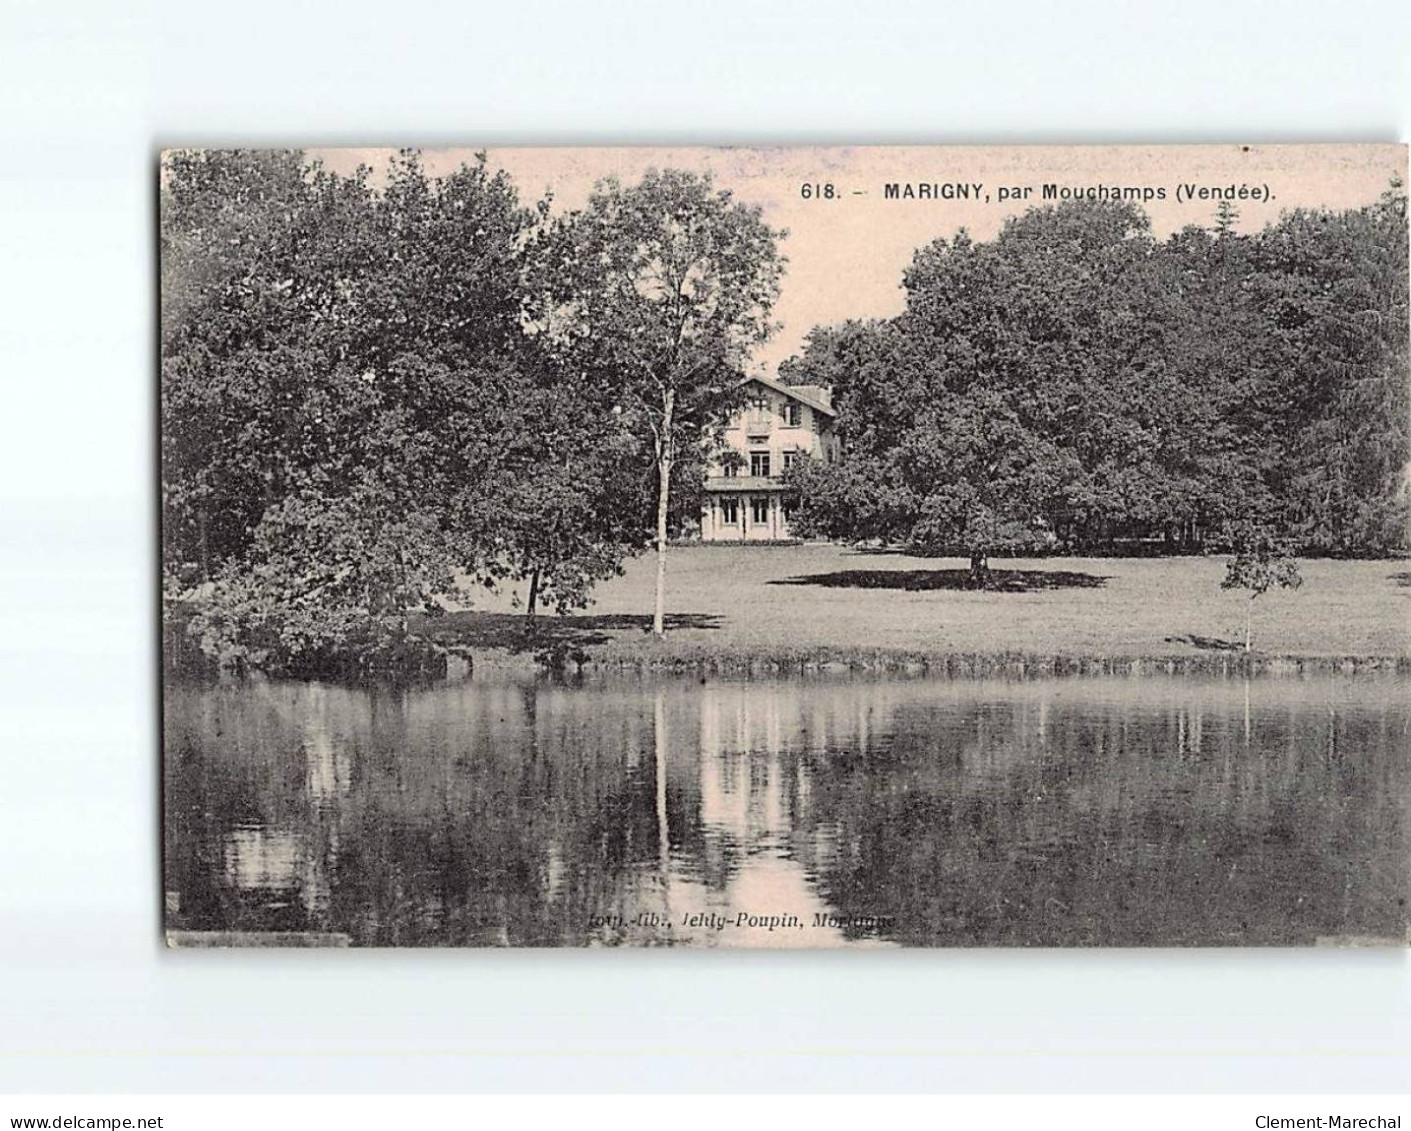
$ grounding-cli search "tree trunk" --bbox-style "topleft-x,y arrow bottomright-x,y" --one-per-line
653,390 -> 675,637
1245,597 -> 1254,653
197,507 -> 210,581
969,550 -> 989,590
526,567 -> 540,618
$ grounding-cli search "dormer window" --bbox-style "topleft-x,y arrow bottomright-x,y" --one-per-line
784,402 -> 802,427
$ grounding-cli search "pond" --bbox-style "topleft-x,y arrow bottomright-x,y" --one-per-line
163,671 -> 1409,947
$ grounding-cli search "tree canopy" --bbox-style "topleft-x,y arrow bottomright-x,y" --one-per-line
164,151 -> 659,671
163,153 -> 788,671
525,169 -> 786,633
788,188 -> 1409,579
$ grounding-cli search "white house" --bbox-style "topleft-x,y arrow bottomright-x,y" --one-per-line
699,374 -> 839,542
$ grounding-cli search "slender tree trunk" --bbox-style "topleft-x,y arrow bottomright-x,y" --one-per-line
197,507 -> 210,581
526,567 -> 540,618
395,546 -> 409,637
969,550 -> 989,590
1245,597 -> 1254,653
653,390 -> 675,637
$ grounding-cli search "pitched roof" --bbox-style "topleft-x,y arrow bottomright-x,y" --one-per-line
745,373 -> 835,417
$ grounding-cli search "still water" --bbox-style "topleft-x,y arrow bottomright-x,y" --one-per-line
164,672 -> 1409,947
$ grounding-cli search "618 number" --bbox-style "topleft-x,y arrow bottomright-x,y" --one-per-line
800,183 -> 837,200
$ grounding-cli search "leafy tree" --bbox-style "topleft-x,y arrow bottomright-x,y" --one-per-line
1147,219 -> 1279,549
527,169 -> 786,634
793,190 -> 1409,572
776,319 -> 891,391
1220,525 -> 1303,652
1244,180 -> 1410,555
793,202 -> 1166,584
365,154 -> 659,620
490,373 -> 656,617
1214,199 -> 1240,235
161,149 -> 379,584
162,149 -> 632,671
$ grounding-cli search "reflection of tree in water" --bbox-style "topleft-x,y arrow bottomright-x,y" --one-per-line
328,685 -> 669,945
657,681 -> 905,947
167,680 -> 667,945
165,675 -> 1410,947
671,684 -> 824,891
165,682 -> 337,936
792,693 -> 1408,946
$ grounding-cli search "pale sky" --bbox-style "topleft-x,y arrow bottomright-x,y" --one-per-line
311,145 -> 1405,372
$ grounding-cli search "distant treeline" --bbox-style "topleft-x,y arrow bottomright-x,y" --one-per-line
780,191 -> 1409,569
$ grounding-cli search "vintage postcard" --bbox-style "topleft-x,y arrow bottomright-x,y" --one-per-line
161,144 -> 1409,948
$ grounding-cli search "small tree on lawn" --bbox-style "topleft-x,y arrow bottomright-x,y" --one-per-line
1220,526 -> 1303,652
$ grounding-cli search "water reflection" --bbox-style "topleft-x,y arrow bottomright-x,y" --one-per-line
164,673 -> 1410,947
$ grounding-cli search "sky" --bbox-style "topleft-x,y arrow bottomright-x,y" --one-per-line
311,145 -> 1405,372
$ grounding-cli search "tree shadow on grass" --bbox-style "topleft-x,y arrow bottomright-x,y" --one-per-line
842,546 -> 914,557
1164,633 -> 1241,652
1390,572 -> 1411,588
768,567 -> 1109,593
420,610 -> 724,655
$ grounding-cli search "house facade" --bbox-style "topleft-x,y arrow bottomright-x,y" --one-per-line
699,374 -> 839,542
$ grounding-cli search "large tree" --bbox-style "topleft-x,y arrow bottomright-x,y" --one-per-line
162,149 -> 648,671
1146,218 -> 1279,547
527,169 -> 786,634
1245,181 -> 1410,554
793,201 -> 1170,583
161,148 -> 377,583
776,319 -> 892,391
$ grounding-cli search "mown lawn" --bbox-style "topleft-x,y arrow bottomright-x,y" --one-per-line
444,544 -> 1410,665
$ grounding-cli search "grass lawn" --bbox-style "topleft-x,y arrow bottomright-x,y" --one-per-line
435,544 -> 1410,669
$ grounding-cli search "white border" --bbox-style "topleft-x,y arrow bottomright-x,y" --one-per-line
1,0 -> 1408,1095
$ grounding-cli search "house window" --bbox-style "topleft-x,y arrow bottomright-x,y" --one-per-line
751,497 -> 770,525
784,403 -> 802,427
720,498 -> 739,524
749,451 -> 771,478
782,498 -> 798,522
782,450 -> 798,472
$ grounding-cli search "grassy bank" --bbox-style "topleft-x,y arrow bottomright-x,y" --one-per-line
424,544 -> 1411,674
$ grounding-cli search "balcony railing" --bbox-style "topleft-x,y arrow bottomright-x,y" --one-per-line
704,474 -> 790,491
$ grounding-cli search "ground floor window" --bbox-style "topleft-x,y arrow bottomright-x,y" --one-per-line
782,498 -> 798,521
751,496 -> 770,525
720,498 -> 739,524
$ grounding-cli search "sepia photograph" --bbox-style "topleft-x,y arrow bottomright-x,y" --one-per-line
160,144 -> 1410,949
